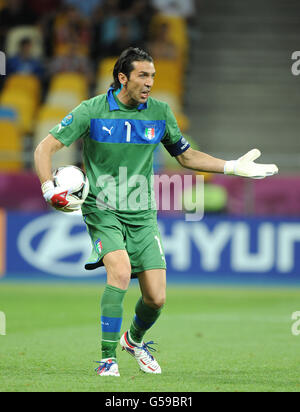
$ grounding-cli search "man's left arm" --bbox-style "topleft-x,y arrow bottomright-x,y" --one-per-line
176,147 -> 225,173
176,147 -> 278,179
162,103 -> 278,179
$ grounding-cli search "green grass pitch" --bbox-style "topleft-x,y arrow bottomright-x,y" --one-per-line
1,283 -> 300,392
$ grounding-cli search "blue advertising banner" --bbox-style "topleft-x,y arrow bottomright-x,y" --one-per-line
2,211 -> 300,284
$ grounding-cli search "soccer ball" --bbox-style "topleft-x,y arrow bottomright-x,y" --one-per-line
53,165 -> 89,212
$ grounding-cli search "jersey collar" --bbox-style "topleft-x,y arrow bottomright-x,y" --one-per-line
107,87 -> 148,111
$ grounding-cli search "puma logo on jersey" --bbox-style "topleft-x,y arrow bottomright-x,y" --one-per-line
102,126 -> 114,135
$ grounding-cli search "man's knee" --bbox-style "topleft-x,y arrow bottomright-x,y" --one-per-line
143,294 -> 166,310
108,263 -> 131,289
104,250 -> 131,290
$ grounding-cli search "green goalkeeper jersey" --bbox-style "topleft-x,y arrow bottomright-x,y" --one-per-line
50,88 -> 190,224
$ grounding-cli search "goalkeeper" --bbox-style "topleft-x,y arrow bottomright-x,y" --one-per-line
34,47 -> 278,377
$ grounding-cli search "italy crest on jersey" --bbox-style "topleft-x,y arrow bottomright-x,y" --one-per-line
145,127 -> 155,140
95,238 -> 103,254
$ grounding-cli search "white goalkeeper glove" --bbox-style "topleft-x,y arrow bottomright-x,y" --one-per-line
41,180 -> 80,212
224,149 -> 278,179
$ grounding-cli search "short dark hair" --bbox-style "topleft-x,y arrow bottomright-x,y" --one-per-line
19,37 -> 32,48
111,47 -> 153,90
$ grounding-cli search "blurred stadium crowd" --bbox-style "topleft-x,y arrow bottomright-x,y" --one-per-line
0,0 -> 197,173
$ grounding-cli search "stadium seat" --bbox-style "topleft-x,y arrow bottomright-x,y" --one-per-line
50,73 -> 88,101
96,57 -> 118,94
149,15 -> 189,64
0,106 -> 17,121
4,74 -> 41,102
0,120 -> 23,171
5,26 -> 44,58
151,59 -> 184,99
97,57 -> 118,79
0,0 -> 6,11
46,90 -> 82,111
0,90 -> 37,133
150,59 -> 188,131
52,13 -> 90,57
36,105 -> 68,123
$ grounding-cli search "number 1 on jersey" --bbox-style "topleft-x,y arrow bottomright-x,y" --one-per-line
125,121 -> 131,142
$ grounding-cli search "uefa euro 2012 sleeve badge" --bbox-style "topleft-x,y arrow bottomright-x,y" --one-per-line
61,113 -> 74,127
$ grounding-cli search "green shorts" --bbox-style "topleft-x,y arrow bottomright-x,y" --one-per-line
83,210 -> 166,276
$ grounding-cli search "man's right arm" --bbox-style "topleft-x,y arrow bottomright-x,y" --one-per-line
35,99 -> 90,183
35,99 -> 90,210
34,134 -> 75,209
34,133 -> 64,184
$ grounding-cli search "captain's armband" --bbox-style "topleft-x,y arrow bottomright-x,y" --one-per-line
164,136 -> 190,157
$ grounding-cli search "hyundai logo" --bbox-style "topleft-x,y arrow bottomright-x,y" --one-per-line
17,213 -> 105,277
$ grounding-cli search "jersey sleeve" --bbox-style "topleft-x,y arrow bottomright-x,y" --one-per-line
161,103 -> 190,157
49,101 -> 90,147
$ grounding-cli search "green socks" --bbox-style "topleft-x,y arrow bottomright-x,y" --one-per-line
101,284 -> 127,360
100,288 -> 163,359
129,297 -> 163,344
